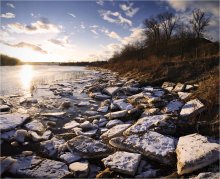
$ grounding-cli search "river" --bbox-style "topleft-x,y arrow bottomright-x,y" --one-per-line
0,65 -> 88,96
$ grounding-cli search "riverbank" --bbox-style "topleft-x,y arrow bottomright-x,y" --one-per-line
0,68 -> 219,178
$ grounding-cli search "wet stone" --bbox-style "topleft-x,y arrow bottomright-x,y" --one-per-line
67,135 -> 113,158
0,113 -> 29,132
102,151 -> 141,176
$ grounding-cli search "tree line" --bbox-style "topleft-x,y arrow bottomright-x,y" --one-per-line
110,9 -> 218,62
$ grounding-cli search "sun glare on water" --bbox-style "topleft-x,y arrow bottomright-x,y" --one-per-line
20,65 -> 35,95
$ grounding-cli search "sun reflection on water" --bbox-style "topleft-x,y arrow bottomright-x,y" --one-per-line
20,65 -> 34,95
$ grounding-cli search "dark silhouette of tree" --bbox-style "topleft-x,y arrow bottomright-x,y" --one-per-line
190,9 -> 210,38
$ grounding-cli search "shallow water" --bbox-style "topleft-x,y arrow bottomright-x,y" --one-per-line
0,65 -> 88,96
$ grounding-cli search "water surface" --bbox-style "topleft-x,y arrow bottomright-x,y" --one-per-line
0,65 -> 88,96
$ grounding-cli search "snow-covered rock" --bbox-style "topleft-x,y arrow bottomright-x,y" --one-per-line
69,161 -> 89,178
180,99 -> 205,118
124,114 -> 172,135
67,135 -> 113,158
106,119 -> 123,128
63,120 -> 79,129
110,131 -> 176,165
0,113 -> 29,132
176,133 -> 220,175
25,120 -> 45,132
101,124 -> 131,140
102,151 -> 141,176
103,87 -> 120,96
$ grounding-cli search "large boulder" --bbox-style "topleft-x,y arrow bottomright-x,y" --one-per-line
0,113 -> 29,132
110,131 -> 176,165
66,135 -> 113,158
176,133 -> 220,175
102,151 -> 141,176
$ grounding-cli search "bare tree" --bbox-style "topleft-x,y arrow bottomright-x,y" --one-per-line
158,12 -> 178,40
143,17 -> 161,44
190,9 -> 210,38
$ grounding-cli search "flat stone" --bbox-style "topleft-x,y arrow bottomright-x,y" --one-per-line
0,105 -> 10,112
0,156 -> 17,175
105,110 -> 127,119
69,161 -> 89,178
14,129 -> 28,143
67,135 -> 113,158
164,100 -> 184,113
124,114 -> 171,135
162,82 -> 176,89
85,110 -> 98,116
9,156 -> 70,178
0,113 -> 29,132
176,133 -> 220,175
106,119 -> 123,128
25,120 -> 45,132
60,152 -> 81,164
90,92 -> 111,100
101,124 -> 131,140
141,108 -> 160,117
173,83 -> 185,92
113,99 -> 133,110
22,151 -> 33,156
103,87 -> 120,96
74,128 -> 98,137
178,92 -> 192,100
40,137 -> 66,157
191,172 -> 220,179
63,120 -> 79,129
97,106 -> 109,113
180,99 -> 205,118
77,101 -> 90,106
102,151 -> 141,176
41,112 -> 66,117
110,131 -> 176,165
185,84 -> 194,91
80,121 -> 94,129
29,130 -> 51,142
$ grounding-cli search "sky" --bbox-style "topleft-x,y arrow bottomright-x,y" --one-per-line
0,0 -> 219,62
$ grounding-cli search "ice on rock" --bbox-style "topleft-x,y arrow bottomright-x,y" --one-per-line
124,114 -> 171,135
102,151 -> 141,176
164,100 -> 183,113
110,131 -> 176,165
67,135 -> 113,158
63,120 -> 79,129
0,113 -> 29,132
105,110 -> 127,119
25,120 -> 45,132
101,124 -> 131,140
176,133 -> 220,175
180,99 -> 205,118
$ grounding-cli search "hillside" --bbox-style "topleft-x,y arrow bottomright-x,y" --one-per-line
0,54 -> 22,66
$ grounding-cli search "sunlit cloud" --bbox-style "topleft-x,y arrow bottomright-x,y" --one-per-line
6,3 -> 15,9
1,12 -> 15,19
120,2 -> 139,17
67,13 -> 76,18
7,18 -> 61,34
122,27 -> 145,44
48,36 -> 74,47
99,10 -> 132,27
3,42 -> 47,54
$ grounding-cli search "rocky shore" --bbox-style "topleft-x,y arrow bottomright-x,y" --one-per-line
0,69 -> 219,178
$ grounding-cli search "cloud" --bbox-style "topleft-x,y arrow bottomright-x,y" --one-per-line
122,27 -> 146,44
7,18 -> 61,34
68,13 -> 76,18
120,2 -> 139,17
96,0 -> 104,6
91,29 -> 98,35
80,22 -> 85,29
99,10 -> 132,27
166,0 -> 219,16
4,42 -> 47,54
107,31 -> 121,41
1,12 -> 15,19
7,3 -> 15,9
48,36 -> 73,47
